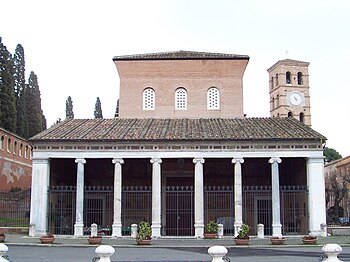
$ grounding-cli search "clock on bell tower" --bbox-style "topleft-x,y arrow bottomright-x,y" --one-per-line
267,59 -> 311,126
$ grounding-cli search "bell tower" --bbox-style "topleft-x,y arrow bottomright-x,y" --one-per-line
267,59 -> 311,126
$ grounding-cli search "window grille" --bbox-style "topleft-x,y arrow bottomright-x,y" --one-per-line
175,88 -> 187,110
143,88 -> 155,110
207,87 -> 220,110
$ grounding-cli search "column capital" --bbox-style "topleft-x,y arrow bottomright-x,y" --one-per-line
268,157 -> 282,164
307,157 -> 324,164
31,157 -> 50,164
112,158 -> 124,165
150,158 -> 162,164
75,158 -> 86,164
193,157 -> 205,164
232,158 -> 244,164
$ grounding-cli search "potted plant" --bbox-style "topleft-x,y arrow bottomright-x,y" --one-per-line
302,235 -> 317,245
88,234 -> 103,245
39,233 -> 55,244
270,236 -> 286,245
203,220 -> 219,239
234,224 -> 250,245
136,221 -> 152,245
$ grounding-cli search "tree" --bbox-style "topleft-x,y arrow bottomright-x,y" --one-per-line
26,71 -> 46,137
94,97 -> 103,118
13,44 -> 28,137
324,147 -> 342,163
65,96 -> 74,119
0,38 -> 17,132
115,99 -> 119,118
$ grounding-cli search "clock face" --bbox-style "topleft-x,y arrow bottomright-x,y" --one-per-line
289,92 -> 303,106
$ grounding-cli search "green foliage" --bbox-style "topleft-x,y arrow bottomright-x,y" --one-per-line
14,44 -> 28,137
324,147 -> 342,163
205,220 -> 218,233
237,224 -> 249,238
65,96 -> 74,119
94,97 -> 103,118
137,221 -> 152,240
26,71 -> 45,138
0,38 -> 46,138
0,39 -> 16,132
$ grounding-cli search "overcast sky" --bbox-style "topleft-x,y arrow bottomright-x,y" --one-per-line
1,0 -> 349,157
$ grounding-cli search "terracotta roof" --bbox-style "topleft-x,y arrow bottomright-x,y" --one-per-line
113,51 -> 249,61
30,118 -> 326,143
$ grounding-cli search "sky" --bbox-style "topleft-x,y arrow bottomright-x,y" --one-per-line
1,0 -> 349,157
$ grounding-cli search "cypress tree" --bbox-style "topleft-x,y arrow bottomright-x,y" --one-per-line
13,44 -> 28,137
94,97 -> 103,118
26,71 -> 45,137
65,96 -> 74,119
0,38 -> 17,132
115,99 -> 119,118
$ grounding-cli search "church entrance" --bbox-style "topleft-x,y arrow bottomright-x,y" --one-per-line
162,175 -> 194,236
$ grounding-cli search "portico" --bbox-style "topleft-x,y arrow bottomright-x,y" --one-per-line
29,117 -> 326,237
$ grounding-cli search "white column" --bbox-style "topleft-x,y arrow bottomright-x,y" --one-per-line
307,157 -> 326,235
151,158 -> 162,238
112,158 -> 124,237
193,157 -> 205,237
74,158 -> 86,236
29,158 -> 50,236
269,157 -> 282,237
232,157 -> 244,237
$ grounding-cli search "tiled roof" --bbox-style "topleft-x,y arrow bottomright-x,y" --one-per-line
113,51 -> 249,61
30,118 -> 326,143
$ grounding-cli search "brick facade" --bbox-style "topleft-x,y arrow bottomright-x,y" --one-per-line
114,59 -> 248,119
0,128 -> 32,191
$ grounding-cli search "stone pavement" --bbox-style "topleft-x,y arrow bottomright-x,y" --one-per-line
2,234 -> 350,247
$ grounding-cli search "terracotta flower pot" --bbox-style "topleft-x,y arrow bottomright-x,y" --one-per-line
39,235 -> 55,244
0,234 -> 5,243
234,237 -> 250,245
88,236 -> 102,245
302,236 -> 317,245
270,237 -> 286,245
136,238 -> 152,245
203,233 -> 217,239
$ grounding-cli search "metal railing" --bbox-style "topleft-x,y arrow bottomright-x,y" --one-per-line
0,189 -> 30,227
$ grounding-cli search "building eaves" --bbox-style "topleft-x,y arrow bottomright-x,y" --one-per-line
112,50 -> 250,61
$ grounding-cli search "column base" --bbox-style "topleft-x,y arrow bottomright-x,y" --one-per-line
194,223 -> 204,238
272,223 -> 282,237
74,222 -> 84,236
112,223 -> 122,237
151,224 -> 161,238
234,221 -> 243,237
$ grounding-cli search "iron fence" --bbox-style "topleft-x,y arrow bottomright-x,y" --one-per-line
47,184 -> 308,236
0,189 -> 31,227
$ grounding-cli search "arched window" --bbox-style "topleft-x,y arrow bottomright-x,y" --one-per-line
14,141 -> 17,154
7,138 -> 11,152
143,88 -> 155,110
271,77 -> 274,89
275,73 -> 279,87
276,94 -> 280,108
299,112 -> 305,123
207,87 -> 220,110
25,145 -> 28,158
272,97 -> 275,110
0,136 -> 4,150
19,143 -> 23,157
175,88 -> 187,110
297,72 -> 303,85
286,71 -> 291,84
288,111 -> 293,117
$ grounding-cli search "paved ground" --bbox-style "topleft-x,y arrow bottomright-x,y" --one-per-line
1,234 -> 350,261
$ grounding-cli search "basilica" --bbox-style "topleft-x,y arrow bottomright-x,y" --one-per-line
29,51 -> 326,237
